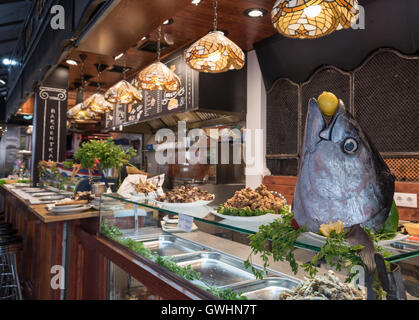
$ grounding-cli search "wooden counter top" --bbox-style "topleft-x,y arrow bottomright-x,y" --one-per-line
0,185 -> 100,223
29,204 -> 100,223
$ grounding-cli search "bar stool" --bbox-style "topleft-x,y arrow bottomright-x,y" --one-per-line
0,229 -> 23,300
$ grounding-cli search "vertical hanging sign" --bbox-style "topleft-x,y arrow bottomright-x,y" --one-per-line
36,86 -> 68,162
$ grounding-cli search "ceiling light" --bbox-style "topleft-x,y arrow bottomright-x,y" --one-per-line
271,0 -> 359,39
163,18 -> 174,25
105,80 -> 142,104
244,8 -> 267,18
66,59 -> 78,66
82,93 -> 114,114
137,26 -> 181,92
2,58 -> 18,66
0,79 -> 5,85
114,53 -> 124,60
303,4 -> 322,18
185,0 -> 245,73
192,0 -> 201,5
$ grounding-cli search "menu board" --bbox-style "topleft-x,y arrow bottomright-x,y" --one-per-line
107,50 -> 198,129
114,104 -> 126,126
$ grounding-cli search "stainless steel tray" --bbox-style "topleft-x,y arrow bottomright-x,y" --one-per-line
223,278 -> 300,300
170,252 -> 257,287
142,235 -> 207,257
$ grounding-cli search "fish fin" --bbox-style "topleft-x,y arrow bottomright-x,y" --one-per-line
346,224 -> 376,274
374,254 -> 407,300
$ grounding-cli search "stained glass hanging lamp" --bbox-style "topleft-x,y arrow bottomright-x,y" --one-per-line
271,0 -> 359,39
67,55 -> 100,121
137,26 -> 181,92
105,58 -> 142,104
185,0 -> 245,73
82,64 -> 114,114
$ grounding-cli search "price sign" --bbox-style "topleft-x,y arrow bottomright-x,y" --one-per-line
178,214 -> 194,232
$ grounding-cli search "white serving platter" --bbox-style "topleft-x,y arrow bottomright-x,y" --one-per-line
153,198 -> 214,210
302,231 -> 410,246
211,210 -> 283,223
47,204 -> 92,215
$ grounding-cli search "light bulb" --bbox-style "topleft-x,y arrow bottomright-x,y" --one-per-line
304,5 -> 322,18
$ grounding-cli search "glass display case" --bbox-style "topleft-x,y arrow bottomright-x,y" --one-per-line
99,193 -> 419,300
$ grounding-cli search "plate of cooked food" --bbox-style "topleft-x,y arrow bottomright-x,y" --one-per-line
153,185 -> 215,209
212,185 -> 289,221
47,201 -> 92,214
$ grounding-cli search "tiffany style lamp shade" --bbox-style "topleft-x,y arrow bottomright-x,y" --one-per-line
105,80 -> 143,104
82,93 -> 114,114
271,0 -> 359,39
184,31 -> 245,73
137,61 -> 181,92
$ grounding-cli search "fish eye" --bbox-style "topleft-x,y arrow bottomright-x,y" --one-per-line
343,138 -> 358,154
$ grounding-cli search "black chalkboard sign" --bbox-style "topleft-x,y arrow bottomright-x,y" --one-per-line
108,50 -> 198,129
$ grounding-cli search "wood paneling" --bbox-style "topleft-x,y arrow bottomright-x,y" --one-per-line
263,176 -> 419,222
65,0 -> 278,109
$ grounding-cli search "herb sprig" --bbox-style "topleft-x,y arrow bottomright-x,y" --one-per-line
101,221 -> 246,300
244,211 -> 306,278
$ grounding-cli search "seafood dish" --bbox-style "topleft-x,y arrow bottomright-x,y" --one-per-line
278,271 -> 365,300
217,185 -> 286,216
293,98 -> 395,232
156,185 -> 214,203
72,191 -> 95,202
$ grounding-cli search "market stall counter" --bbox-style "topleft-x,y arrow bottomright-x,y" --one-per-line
0,183 -> 101,300
92,190 -> 419,300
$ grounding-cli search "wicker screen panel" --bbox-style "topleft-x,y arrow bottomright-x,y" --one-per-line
354,51 -> 419,153
266,79 -> 299,155
301,67 -> 351,145
385,158 -> 419,182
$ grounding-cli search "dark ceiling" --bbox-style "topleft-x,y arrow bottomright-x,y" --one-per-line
0,0 -> 31,98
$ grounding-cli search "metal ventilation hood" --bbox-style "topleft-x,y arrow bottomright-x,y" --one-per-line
121,110 -> 245,134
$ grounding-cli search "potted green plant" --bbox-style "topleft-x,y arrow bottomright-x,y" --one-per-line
74,139 -> 137,186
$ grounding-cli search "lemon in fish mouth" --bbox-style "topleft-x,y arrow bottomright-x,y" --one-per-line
318,91 -> 339,116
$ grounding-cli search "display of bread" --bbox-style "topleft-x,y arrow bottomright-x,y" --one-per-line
156,185 -> 214,203
217,184 -> 286,216
133,181 -> 157,194
55,200 -> 88,206
126,166 -> 151,177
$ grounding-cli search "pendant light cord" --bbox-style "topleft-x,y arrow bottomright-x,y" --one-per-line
213,0 -> 217,31
157,26 -> 161,61
97,65 -> 101,93
123,57 -> 127,80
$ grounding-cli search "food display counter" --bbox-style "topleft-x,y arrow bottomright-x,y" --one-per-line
96,193 -> 419,300
0,183 -> 100,300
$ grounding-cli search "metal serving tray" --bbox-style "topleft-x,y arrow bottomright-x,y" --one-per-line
223,278 -> 300,300
142,235 -> 207,257
170,252 -> 257,287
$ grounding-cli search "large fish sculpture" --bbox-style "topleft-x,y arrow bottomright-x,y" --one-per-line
293,96 -> 395,233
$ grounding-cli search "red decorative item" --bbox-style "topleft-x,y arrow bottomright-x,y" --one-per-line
291,218 -> 300,230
